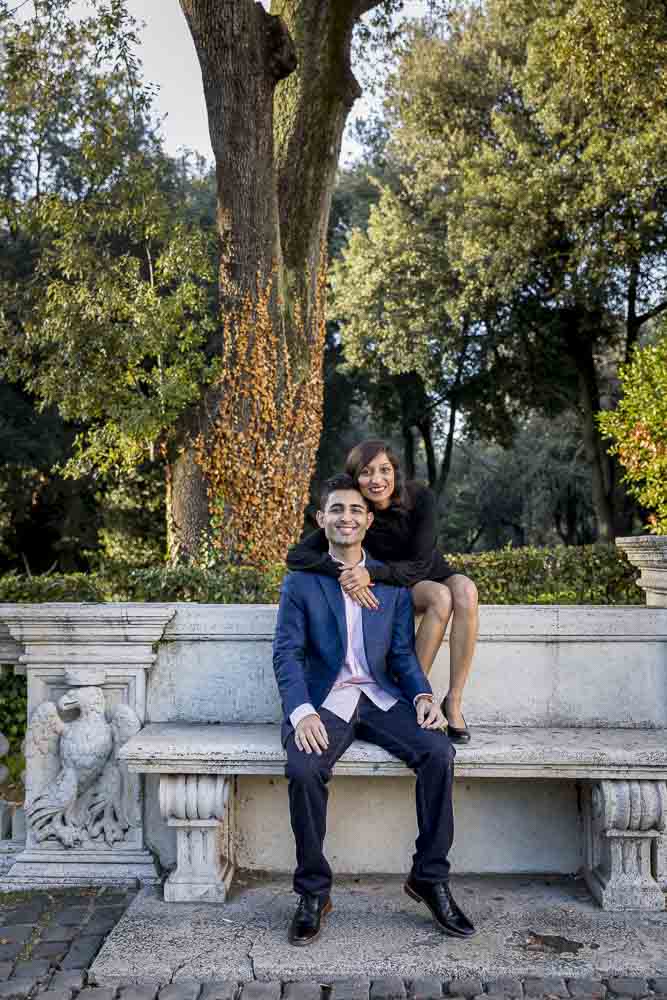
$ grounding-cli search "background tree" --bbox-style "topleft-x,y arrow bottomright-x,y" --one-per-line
331,181 -> 520,498
0,384 -> 100,573
168,0 -> 434,565
440,415 -> 596,552
598,328 -> 667,534
0,5 -> 221,568
386,1 -> 667,540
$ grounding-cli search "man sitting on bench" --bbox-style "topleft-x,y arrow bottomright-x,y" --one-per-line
273,473 -> 475,946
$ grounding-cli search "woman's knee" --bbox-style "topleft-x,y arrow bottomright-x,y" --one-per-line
422,583 -> 453,625
449,576 -> 478,613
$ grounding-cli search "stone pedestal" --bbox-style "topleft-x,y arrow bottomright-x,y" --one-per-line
616,535 -> 667,608
0,604 -> 174,889
159,773 -> 233,902
583,779 -> 667,910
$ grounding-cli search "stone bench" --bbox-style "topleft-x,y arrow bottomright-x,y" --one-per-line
120,722 -> 667,910
2,603 -> 667,911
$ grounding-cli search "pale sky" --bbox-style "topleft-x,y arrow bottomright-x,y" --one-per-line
123,1 -> 427,164
125,1 -> 211,159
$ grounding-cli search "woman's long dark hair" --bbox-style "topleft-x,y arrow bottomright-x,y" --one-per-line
345,439 -> 413,509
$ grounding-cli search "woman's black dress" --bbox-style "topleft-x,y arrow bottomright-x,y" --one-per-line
286,482 -> 455,587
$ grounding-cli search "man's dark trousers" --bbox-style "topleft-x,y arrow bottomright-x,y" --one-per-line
284,693 -> 456,898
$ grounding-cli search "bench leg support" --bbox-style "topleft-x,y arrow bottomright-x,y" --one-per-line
654,834 -> 667,893
159,774 -> 234,903
583,779 -> 667,910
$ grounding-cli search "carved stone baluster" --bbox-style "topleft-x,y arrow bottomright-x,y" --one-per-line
159,773 -> 233,902
583,779 -> 667,909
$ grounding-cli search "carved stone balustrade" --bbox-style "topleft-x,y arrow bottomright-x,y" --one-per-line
0,604 -> 175,889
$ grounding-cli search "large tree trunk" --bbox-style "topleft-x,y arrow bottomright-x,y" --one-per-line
417,416 -> 437,488
434,401 -> 457,500
402,424 -> 416,480
562,309 -> 616,541
169,0 -> 378,565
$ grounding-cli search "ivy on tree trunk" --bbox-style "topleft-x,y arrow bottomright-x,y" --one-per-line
169,0 -> 383,565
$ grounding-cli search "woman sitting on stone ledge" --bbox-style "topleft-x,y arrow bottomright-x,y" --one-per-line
286,438 -> 478,743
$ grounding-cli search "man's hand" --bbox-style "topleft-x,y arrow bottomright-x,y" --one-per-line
415,695 -> 446,730
295,713 -> 329,754
339,567 -> 379,610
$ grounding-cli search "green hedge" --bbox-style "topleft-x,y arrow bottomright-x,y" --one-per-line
0,572 -> 105,603
0,543 -> 642,605
0,672 -> 27,785
445,544 -> 643,605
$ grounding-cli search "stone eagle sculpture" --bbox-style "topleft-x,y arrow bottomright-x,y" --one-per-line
25,686 -> 141,848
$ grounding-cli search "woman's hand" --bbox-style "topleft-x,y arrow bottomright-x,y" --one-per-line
348,586 -> 380,610
340,566 -> 371,591
340,567 -> 379,610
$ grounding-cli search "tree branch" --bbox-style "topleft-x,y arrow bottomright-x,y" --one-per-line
356,0 -> 386,13
273,0 -> 363,344
635,297 -> 667,329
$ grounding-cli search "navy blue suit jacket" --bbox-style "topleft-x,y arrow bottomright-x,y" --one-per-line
273,557 -> 432,727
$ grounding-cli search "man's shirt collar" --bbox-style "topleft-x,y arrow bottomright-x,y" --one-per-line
330,548 -> 367,569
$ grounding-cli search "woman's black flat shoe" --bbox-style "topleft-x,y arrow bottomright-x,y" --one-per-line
440,700 -> 471,743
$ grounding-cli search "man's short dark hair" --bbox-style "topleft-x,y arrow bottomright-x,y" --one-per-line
319,473 -> 369,512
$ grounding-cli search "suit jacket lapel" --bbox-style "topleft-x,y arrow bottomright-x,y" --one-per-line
317,575 -> 347,652
358,559 -> 387,676
361,605 -> 375,676
361,595 -> 388,678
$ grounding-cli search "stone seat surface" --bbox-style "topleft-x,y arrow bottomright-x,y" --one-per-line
120,723 -> 667,779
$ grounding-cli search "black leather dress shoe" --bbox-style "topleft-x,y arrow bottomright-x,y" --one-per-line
440,699 -> 471,743
288,892 -> 332,946
405,876 -> 476,938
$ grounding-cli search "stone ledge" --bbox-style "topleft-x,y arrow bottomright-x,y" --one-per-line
154,604 -> 667,644
0,604 -> 176,646
5,603 -> 657,646
88,878 -> 667,987
120,724 -> 667,780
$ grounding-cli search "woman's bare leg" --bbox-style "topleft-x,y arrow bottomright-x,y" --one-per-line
441,574 -> 478,728
411,581 -> 454,676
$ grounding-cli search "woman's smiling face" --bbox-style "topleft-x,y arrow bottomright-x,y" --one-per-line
356,451 -> 395,509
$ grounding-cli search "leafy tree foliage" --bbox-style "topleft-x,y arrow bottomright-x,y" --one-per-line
0,383 -> 101,572
382,1 -> 667,539
598,329 -> 667,533
441,415 -> 596,552
0,4 -> 221,570
1,0 -> 459,568
0,6 -> 218,476
330,176 -> 524,496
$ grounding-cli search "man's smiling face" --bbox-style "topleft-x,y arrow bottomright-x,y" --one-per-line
316,488 -> 373,548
